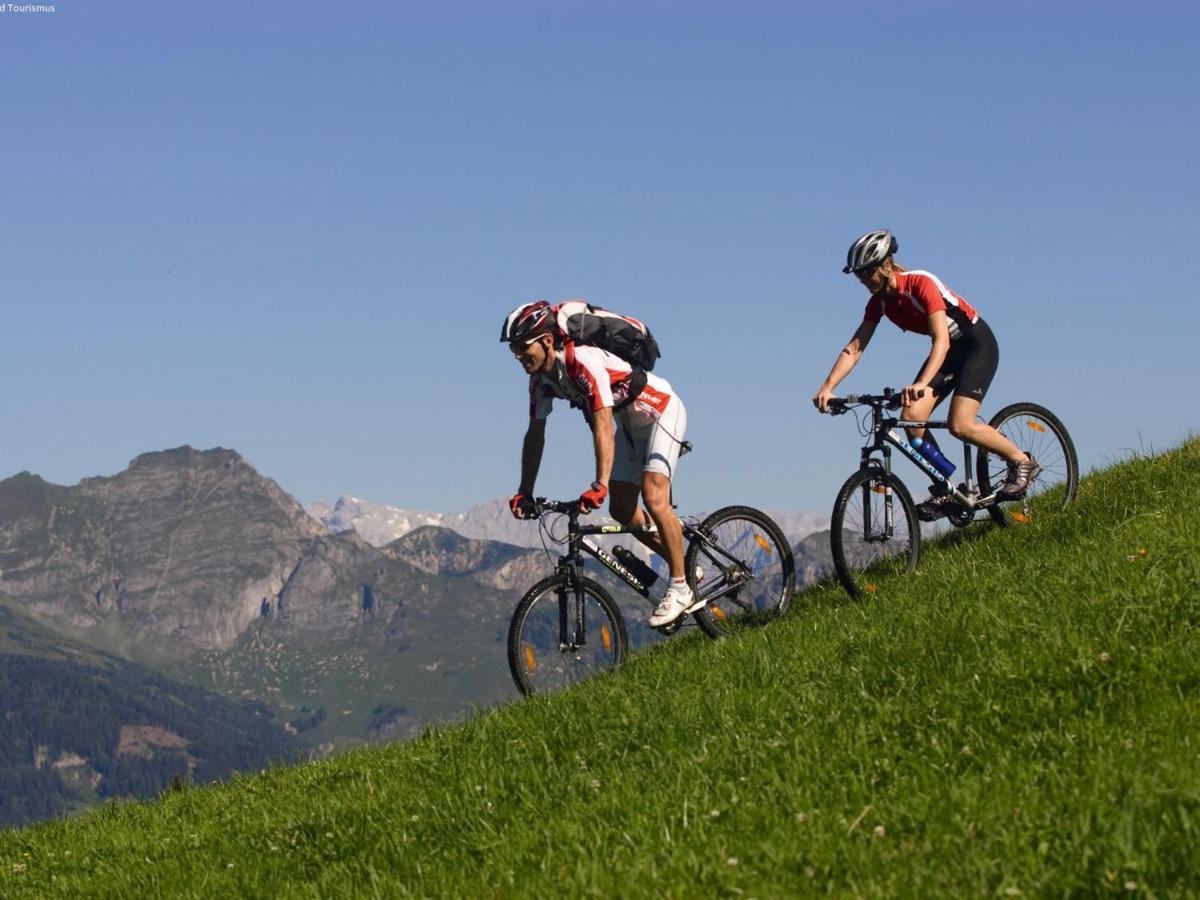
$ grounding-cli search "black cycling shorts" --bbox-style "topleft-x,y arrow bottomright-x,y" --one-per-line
918,317 -> 1000,405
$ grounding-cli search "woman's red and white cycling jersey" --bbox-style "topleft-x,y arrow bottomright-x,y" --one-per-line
530,342 -> 675,426
864,270 -> 980,339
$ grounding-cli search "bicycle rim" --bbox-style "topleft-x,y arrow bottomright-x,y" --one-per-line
507,576 -> 627,697
688,506 -> 797,638
830,469 -> 920,599
980,403 -> 1078,526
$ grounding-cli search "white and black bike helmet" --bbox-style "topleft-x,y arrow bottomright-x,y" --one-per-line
843,229 -> 898,274
500,300 -> 554,345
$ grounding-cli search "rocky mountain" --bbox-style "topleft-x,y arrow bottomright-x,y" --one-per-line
792,529 -> 838,586
0,449 -> 525,748
0,447 -> 326,652
384,526 -> 548,592
307,497 -> 448,549
308,495 -> 545,549
0,448 -> 523,654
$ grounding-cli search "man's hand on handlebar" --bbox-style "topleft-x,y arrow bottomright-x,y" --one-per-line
813,387 -> 837,413
579,481 -> 608,513
509,492 -> 538,520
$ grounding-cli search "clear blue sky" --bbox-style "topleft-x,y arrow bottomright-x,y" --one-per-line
3,0 -> 1197,514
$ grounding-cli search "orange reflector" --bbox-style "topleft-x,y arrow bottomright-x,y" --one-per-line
864,583 -> 879,594
523,645 -> 536,672
1026,421 -> 1046,433
711,605 -> 727,621
601,623 -> 612,652
1011,511 -> 1029,524
754,534 -> 774,554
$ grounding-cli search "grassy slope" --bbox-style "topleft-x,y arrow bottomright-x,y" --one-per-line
2,441 -> 1198,898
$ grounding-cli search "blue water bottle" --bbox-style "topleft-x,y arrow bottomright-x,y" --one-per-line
911,435 -> 956,477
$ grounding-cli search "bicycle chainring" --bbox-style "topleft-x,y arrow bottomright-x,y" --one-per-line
946,504 -> 976,528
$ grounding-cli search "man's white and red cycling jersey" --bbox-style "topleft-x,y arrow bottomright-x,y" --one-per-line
530,342 -> 675,426
864,270 -> 981,339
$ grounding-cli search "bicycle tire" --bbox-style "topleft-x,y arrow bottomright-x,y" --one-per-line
830,468 -> 920,599
507,574 -> 628,697
978,402 -> 1078,526
687,506 -> 797,639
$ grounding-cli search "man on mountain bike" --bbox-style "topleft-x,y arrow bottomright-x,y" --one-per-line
812,229 -> 1040,518
501,301 -> 699,628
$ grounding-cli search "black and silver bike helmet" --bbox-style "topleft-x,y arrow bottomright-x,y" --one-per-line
500,300 -> 554,345
843,229 -> 898,274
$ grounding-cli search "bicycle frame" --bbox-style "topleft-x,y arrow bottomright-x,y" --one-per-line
540,501 -> 663,649
874,420 -> 977,508
839,390 -> 1005,538
536,500 -> 749,648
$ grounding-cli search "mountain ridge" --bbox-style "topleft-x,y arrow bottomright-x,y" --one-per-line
308,493 -> 831,550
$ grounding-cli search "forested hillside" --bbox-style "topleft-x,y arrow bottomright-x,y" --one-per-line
0,600 -> 296,828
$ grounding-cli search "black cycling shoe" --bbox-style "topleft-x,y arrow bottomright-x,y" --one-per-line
916,494 -> 953,522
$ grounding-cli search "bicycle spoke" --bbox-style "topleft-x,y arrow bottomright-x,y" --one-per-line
688,507 -> 796,638
508,576 -> 626,696
980,403 -> 1078,525
831,470 -> 919,598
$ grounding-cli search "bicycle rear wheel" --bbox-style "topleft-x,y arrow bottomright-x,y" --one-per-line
687,506 -> 796,639
507,574 -> 628,697
979,402 -> 1078,526
830,468 -> 920,599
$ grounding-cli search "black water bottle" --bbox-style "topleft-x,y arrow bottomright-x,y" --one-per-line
911,435 -> 956,477
613,545 -> 660,589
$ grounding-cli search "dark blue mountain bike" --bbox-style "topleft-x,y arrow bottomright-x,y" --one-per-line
826,388 -> 1077,598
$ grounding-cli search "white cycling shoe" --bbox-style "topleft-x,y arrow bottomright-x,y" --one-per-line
649,583 -> 705,628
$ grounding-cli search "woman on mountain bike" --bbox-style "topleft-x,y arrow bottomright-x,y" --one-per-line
812,229 -> 1039,519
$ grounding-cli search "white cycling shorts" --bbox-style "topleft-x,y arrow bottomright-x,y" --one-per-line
611,395 -> 688,484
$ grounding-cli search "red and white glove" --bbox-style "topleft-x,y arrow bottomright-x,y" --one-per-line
579,481 -> 608,512
509,492 -> 536,520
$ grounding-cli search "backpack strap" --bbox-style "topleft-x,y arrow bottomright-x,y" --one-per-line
614,367 -> 647,411
566,341 -> 645,413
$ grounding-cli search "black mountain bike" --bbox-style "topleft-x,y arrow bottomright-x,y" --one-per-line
507,499 -> 796,696
826,388 -> 1077,598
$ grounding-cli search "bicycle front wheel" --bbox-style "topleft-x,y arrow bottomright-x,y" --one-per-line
979,402 -> 1078,526
687,506 -> 796,639
506,574 -> 628,697
830,468 -> 920,599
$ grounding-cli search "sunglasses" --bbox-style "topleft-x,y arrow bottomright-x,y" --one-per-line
510,335 -> 547,354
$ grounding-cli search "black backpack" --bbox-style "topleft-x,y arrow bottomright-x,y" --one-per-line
553,300 -> 661,411
552,301 -> 661,371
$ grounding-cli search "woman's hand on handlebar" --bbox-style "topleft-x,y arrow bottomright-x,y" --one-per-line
901,383 -> 929,405
813,387 -> 837,413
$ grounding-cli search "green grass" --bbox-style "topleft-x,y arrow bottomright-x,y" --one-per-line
3,441 -> 1198,898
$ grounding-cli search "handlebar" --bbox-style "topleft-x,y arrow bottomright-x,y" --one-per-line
530,498 -> 582,517
827,387 -> 924,415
